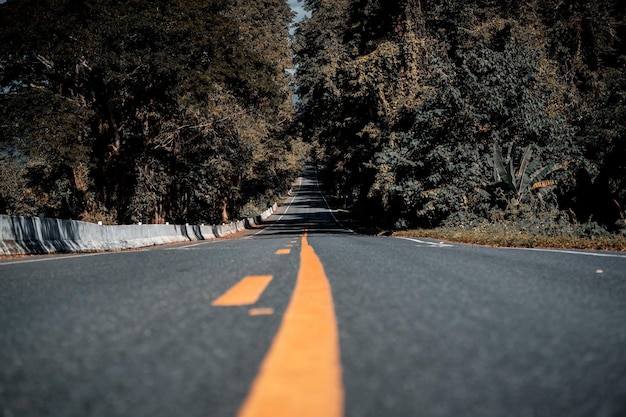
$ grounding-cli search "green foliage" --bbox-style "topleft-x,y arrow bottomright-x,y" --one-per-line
294,0 -> 626,231
0,0 -> 303,224
491,142 -> 561,211
0,86 -> 94,218
0,155 -> 35,216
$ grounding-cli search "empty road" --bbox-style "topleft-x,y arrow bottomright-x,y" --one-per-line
2,167 -> 626,417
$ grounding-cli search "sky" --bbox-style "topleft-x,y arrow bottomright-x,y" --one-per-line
288,0 -> 310,24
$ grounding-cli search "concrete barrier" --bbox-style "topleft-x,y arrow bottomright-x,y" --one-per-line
0,202 -> 278,256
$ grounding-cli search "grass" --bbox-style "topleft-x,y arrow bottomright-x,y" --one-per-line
394,226 -> 626,252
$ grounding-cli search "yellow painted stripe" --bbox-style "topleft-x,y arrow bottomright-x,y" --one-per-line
249,308 -> 275,316
212,276 -> 273,306
275,248 -> 291,255
237,233 -> 344,417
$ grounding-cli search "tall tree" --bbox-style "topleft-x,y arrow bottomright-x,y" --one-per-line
0,0 -> 303,224
294,0 -> 626,230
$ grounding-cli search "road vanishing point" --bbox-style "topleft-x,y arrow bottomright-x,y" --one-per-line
1,166 -> 626,417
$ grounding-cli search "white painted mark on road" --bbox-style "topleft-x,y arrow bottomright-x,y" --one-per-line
253,177 -> 303,237
397,237 -> 454,248
0,252 -> 113,265
313,168 -> 355,234
164,239 -> 232,250
509,247 -> 626,259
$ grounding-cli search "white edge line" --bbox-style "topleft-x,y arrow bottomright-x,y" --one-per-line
253,177 -> 302,236
314,169 -> 356,234
0,252 -> 111,266
507,247 -> 626,259
396,237 -> 453,247
164,240 -> 224,250
397,237 -> 625,258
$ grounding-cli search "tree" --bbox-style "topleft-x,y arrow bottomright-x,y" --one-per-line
293,0 -> 625,230
0,0 -> 303,224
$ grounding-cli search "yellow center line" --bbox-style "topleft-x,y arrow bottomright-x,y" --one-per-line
275,248 -> 291,255
237,233 -> 344,417
212,275 -> 273,306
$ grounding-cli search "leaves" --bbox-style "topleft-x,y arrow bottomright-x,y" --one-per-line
0,0 -> 302,224
294,0 -> 624,229
491,141 -> 561,211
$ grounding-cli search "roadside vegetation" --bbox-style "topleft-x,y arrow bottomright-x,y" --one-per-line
294,0 -> 626,245
0,0 -> 306,225
2,0 -> 625,249
394,226 -> 626,252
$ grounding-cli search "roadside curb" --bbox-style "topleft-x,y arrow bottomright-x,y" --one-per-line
0,203 -> 279,256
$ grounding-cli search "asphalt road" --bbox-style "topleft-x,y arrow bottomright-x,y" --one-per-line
2,167 -> 626,417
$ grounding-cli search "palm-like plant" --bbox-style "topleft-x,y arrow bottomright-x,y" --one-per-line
492,142 -> 561,210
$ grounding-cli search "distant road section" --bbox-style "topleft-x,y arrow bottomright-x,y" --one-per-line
1,166 -> 625,417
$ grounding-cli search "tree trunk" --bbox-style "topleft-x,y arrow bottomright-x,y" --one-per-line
221,198 -> 229,224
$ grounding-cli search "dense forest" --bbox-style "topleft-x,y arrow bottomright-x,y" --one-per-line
294,0 -> 626,234
1,0 -> 625,235
0,0 -> 305,225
